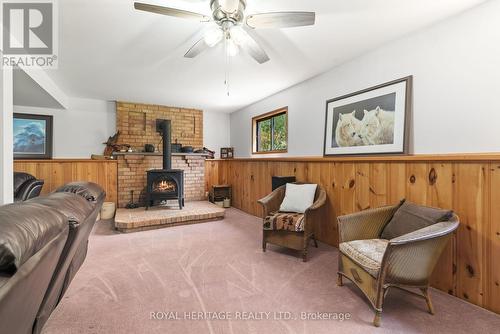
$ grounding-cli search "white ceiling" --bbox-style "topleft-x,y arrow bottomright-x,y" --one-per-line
47,0 -> 487,113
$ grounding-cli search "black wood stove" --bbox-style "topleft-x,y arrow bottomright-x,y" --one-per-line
146,119 -> 184,210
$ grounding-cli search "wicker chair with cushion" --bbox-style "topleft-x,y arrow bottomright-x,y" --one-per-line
257,183 -> 326,262
336,201 -> 459,327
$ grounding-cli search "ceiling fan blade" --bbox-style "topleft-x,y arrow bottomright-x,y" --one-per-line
184,38 -> 212,58
235,27 -> 270,64
134,2 -> 210,22
246,12 -> 315,29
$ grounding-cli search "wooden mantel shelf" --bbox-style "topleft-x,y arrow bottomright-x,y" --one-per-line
211,153 -> 500,163
113,152 -> 211,157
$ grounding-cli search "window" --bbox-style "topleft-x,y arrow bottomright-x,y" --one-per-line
252,107 -> 288,154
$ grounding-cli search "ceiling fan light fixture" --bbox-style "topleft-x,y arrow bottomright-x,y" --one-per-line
134,1 -> 315,67
219,0 -> 239,14
204,27 -> 223,47
229,25 -> 246,45
226,38 -> 239,57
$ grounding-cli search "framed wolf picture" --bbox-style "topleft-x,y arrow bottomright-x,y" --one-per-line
323,76 -> 412,156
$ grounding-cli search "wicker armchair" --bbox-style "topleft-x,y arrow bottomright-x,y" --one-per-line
337,204 -> 459,327
257,184 -> 326,262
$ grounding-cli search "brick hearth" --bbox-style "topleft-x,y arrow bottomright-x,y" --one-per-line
116,153 -> 206,208
114,201 -> 225,232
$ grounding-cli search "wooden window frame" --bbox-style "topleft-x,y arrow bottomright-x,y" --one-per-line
252,107 -> 288,154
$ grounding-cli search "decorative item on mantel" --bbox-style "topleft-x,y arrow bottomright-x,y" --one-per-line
220,147 -> 234,159
195,147 -> 215,159
144,144 -> 155,153
103,131 -> 120,156
92,131 -> 132,160
181,145 -> 194,153
171,139 -> 182,153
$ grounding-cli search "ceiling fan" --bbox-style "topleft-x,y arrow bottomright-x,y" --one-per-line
134,0 -> 316,64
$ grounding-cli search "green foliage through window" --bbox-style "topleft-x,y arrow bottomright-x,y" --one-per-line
256,111 -> 287,152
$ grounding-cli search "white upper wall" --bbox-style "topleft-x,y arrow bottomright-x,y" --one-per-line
46,0 -> 485,113
12,67 -> 230,158
230,0 -> 500,157
11,1 -> 498,159
204,111 -> 230,158
13,100 -> 230,159
14,98 -> 116,158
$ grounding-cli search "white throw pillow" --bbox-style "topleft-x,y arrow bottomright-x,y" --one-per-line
279,183 -> 318,213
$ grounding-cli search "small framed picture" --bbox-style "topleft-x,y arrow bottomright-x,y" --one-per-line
13,113 -> 53,159
220,147 -> 234,159
323,76 -> 412,156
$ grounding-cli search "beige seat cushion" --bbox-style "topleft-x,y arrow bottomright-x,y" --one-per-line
339,239 -> 389,277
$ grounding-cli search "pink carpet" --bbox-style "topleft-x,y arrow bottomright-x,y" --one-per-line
43,208 -> 500,334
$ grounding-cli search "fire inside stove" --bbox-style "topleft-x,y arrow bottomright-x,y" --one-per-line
153,180 -> 176,192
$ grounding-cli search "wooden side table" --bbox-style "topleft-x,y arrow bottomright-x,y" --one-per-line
209,184 -> 232,207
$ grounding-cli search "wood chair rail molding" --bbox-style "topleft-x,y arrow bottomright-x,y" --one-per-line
211,152 -> 500,162
14,159 -> 118,204
205,154 -> 500,315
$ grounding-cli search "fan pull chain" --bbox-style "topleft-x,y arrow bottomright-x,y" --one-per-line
224,34 -> 230,96
226,54 -> 231,97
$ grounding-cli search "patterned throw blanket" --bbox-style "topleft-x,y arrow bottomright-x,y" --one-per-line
263,211 -> 305,232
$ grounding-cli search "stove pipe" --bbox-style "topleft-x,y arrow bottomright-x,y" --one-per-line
156,119 -> 172,170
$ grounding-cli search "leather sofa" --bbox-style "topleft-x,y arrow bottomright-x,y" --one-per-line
13,172 -> 44,201
0,182 -> 105,334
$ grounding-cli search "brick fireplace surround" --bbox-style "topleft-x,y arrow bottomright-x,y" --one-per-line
114,102 -> 206,208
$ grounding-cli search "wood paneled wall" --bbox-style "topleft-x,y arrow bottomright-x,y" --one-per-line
14,159 -> 118,204
205,155 -> 500,314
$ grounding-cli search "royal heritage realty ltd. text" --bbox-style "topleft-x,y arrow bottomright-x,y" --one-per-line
150,311 -> 352,322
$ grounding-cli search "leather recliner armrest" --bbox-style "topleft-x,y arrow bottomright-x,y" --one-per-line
17,179 -> 45,201
54,182 -> 106,205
